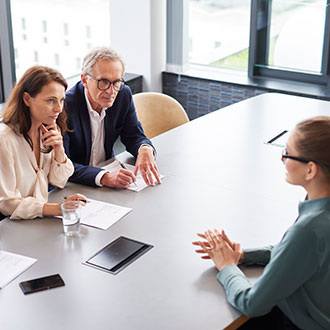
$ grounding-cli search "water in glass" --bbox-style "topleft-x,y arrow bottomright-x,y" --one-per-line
63,212 -> 80,236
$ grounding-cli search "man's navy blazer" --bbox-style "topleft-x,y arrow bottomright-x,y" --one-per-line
63,81 -> 153,187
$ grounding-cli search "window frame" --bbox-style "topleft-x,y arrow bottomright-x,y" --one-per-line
0,0 -> 15,103
167,0 -> 330,88
248,0 -> 330,87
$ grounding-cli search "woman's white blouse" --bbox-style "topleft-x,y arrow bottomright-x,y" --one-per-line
0,124 -> 74,219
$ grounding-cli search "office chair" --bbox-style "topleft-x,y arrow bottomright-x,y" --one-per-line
133,92 -> 190,139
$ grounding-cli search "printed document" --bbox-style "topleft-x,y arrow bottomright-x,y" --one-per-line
0,250 -> 37,288
81,198 -> 132,230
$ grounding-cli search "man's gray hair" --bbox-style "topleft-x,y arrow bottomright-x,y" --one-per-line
82,46 -> 125,75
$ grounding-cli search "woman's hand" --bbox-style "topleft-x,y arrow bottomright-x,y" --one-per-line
40,124 -> 66,163
193,229 -> 244,261
61,193 -> 88,206
42,194 -> 87,217
193,229 -> 244,271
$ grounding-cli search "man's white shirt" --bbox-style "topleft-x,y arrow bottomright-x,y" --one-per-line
84,89 -> 108,186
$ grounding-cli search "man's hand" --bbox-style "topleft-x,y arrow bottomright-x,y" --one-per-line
100,169 -> 136,188
134,145 -> 161,186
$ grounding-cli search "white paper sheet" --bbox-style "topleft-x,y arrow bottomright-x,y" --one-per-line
0,250 -> 37,288
102,160 -> 164,192
81,198 -> 132,230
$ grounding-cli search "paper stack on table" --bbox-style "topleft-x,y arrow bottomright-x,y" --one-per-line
0,250 -> 37,288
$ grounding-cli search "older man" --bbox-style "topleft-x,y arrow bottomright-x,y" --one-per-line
64,47 -> 161,188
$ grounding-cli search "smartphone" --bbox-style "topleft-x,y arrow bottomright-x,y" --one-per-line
19,274 -> 65,295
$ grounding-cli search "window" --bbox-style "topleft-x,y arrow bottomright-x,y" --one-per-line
86,25 -> 91,39
0,0 -> 111,103
64,23 -> 69,36
34,51 -> 38,62
76,57 -> 81,70
188,0 -> 251,71
9,0 -> 110,81
42,20 -> 47,33
268,0 -> 325,73
168,0 -> 330,86
250,0 -> 329,84
21,17 -> 25,30
54,53 -> 60,66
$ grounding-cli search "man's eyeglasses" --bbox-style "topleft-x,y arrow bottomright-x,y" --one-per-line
86,74 -> 126,91
281,148 -> 312,164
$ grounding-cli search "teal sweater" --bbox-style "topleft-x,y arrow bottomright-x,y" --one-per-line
217,197 -> 330,330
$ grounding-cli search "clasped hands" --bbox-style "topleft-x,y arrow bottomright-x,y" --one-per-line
101,145 -> 161,188
193,229 -> 244,272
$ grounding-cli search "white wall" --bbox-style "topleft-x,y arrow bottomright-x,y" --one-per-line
109,0 -> 166,92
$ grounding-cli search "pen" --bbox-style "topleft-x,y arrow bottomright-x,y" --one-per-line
63,197 -> 90,203
119,161 -> 138,186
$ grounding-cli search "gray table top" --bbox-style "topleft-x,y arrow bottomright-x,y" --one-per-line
1,93 -> 330,330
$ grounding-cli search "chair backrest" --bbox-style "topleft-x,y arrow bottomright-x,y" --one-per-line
133,92 -> 189,139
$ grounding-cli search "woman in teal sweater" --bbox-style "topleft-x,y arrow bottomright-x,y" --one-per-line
194,116 -> 330,330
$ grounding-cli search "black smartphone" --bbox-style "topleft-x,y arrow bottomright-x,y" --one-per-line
19,274 -> 65,295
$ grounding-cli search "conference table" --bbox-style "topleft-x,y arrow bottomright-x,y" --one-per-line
1,93 -> 330,330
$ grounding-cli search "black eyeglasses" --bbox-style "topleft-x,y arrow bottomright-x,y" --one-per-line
86,74 -> 126,91
281,148 -> 312,164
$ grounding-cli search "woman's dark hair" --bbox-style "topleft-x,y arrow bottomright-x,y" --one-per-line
295,116 -> 330,179
2,65 -> 68,152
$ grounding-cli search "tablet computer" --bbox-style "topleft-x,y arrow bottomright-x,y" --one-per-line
83,236 -> 153,275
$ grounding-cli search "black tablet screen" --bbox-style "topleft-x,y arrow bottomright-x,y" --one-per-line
85,236 -> 152,274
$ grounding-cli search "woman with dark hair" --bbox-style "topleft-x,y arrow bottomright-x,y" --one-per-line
193,116 -> 330,329
0,65 -> 85,219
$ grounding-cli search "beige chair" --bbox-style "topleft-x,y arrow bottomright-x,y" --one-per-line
133,92 -> 190,139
